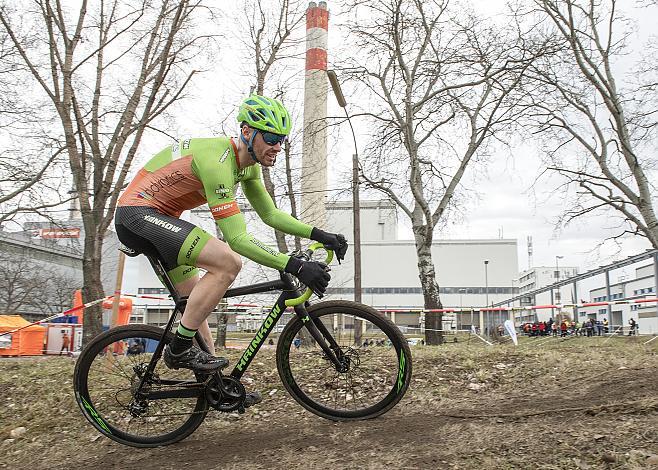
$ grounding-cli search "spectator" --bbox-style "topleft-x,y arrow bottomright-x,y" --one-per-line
603,318 -> 609,334
552,322 -> 558,337
60,330 -> 70,355
560,321 -> 568,337
586,319 -> 594,337
539,321 -> 545,336
628,318 -> 637,336
596,320 -> 604,336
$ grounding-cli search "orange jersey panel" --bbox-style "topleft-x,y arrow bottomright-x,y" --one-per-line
118,156 -> 206,217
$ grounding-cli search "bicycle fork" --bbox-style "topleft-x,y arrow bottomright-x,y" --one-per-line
294,303 -> 348,372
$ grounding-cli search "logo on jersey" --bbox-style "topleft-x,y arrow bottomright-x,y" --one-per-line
136,191 -> 154,201
182,139 -> 191,150
215,184 -> 231,199
219,148 -> 230,163
185,236 -> 201,260
249,238 -> 279,257
210,201 -> 240,220
233,168 -> 246,181
140,170 -> 185,199
143,215 -> 183,233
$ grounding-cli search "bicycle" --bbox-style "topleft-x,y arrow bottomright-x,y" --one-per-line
73,243 -> 412,447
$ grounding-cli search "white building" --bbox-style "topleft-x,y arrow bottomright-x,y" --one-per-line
122,199 -> 519,331
578,263 -> 658,334
516,265 -> 579,323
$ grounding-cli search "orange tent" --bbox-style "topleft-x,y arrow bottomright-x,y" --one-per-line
0,315 -> 46,356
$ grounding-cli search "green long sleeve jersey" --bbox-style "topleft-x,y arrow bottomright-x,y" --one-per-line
118,137 -> 312,270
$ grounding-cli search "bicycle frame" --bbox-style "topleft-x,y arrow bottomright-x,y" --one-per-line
134,252 -> 344,400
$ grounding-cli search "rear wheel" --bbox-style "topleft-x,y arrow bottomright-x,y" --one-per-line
73,325 -> 208,447
276,300 -> 412,420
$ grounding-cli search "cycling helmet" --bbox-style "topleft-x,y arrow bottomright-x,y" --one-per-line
237,94 -> 291,135
237,94 -> 291,163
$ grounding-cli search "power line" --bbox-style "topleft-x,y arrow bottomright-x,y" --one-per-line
3,185 -> 367,215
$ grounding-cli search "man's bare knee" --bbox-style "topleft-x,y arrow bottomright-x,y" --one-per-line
229,252 -> 242,276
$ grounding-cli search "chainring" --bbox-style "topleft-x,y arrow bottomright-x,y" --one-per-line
205,375 -> 246,412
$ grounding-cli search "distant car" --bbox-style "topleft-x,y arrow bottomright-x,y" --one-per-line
406,337 -> 423,346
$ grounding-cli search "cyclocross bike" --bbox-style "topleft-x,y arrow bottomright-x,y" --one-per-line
73,243 -> 412,447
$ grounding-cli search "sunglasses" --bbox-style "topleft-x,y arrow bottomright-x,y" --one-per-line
260,131 -> 287,146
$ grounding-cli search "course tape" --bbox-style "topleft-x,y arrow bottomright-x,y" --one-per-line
3,294 -> 657,339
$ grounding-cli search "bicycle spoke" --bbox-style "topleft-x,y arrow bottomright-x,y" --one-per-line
284,309 -> 402,415
79,330 -> 205,441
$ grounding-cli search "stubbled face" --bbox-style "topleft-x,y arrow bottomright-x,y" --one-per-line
243,126 -> 281,167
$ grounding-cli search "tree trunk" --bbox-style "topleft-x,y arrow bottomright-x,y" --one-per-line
81,226 -> 104,344
215,300 -> 228,349
414,226 -> 443,345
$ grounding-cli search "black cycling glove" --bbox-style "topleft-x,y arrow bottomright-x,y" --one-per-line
311,228 -> 348,262
285,257 -> 331,298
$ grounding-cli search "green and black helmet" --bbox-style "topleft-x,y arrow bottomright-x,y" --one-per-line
237,94 -> 291,136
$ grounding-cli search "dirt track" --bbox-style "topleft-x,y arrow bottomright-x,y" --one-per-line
1,336 -> 657,469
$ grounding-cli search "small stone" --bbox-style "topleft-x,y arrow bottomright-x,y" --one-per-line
646,455 -> 658,466
467,383 -> 483,391
601,452 -> 616,463
628,450 -> 646,460
593,434 -> 605,440
496,418 -> 504,423
268,389 -> 278,396
573,458 -> 591,469
618,366 -> 628,370
9,427 -> 26,439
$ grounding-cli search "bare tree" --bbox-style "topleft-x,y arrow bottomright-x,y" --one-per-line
342,0 -> 534,344
0,27 -> 70,225
0,254 -> 46,314
209,1 -> 307,348
519,0 -> 658,248
0,250 -> 79,319
238,0 -> 306,253
0,0 -> 215,343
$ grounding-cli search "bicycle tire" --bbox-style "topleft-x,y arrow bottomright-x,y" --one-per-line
276,300 -> 412,420
73,324 -> 208,447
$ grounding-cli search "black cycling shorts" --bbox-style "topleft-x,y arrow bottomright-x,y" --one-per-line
115,206 -> 212,283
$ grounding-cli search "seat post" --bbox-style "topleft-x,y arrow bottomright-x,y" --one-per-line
145,254 -> 189,331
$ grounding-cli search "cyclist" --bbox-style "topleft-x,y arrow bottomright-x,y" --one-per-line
115,94 -> 348,405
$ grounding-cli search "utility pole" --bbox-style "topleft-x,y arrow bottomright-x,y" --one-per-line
327,70 -> 361,304
110,251 -> 126,328
327,68 -> 363,344
481,260 -> 489,334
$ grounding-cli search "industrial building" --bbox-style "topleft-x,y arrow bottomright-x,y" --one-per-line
122,198 -> 520,334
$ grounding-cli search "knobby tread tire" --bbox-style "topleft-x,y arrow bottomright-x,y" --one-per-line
276,300 -> 412,421
73,324 -> 208,447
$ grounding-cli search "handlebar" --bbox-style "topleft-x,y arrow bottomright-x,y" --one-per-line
284,242 -> 334,307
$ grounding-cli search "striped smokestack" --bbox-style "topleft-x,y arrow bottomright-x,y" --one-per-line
301,1 -> 329,227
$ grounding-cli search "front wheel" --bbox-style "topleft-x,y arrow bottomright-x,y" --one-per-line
276,300 -> 412,420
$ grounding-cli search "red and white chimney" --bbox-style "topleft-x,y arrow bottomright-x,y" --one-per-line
301,1 -> 329,227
